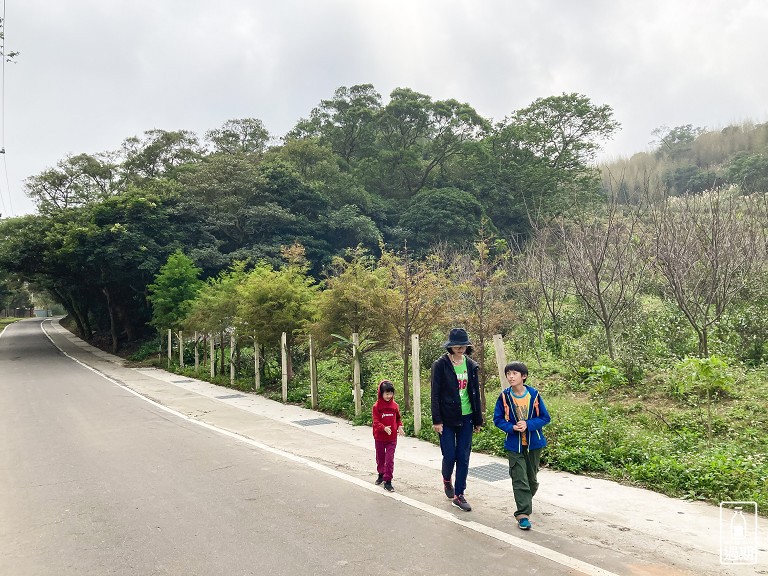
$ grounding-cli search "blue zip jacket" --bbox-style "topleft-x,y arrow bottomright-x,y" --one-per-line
493,385 -> 550,452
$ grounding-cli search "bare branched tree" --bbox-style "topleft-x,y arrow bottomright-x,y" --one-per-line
512,226 -> 571,361
447,225 -> 516,409
558,192 -> 649,360
648,187 -> 767,357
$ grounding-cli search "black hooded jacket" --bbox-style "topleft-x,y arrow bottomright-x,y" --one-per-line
430,353 -> 484,428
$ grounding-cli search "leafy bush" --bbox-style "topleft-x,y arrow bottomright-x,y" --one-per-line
418,331 -> 448,371
316,356 -> 357,418
712,297 -> 768,365
668,355 -> 736,400
128,338 -> 163,362
576,363 -> 627,395
471,424 -> 506,457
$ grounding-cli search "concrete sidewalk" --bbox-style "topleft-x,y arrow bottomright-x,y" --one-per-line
43,318 -> 767,576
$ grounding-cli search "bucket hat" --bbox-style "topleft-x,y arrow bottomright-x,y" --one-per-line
443,327 -> 472,349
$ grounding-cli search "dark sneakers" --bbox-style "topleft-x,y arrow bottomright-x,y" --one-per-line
383,481 -> 395,492
443,479 -> 455,499
451,494 -> 471,512
375,473 -> 384,485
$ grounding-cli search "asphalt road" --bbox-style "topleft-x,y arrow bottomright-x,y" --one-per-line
1,319 -> 574,576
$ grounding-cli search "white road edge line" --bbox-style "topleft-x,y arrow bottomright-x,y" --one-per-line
41,320 -> 622,576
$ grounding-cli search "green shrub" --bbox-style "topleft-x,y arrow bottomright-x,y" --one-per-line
577,363 -> 628,395
128,339 -> 163,362
668,355 -> 735,400
472,424 -> 506,458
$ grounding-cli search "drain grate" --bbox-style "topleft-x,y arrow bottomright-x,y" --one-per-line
293,417 -> 336,427
215,393 -> 246,399
467,462 -> 509,482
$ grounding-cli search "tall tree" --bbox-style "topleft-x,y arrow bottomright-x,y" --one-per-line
80,192 -> 181,349
0,212 -> 104,337
558,195 -> 648,360
185,262 -> 247,375
313,248 -> 395,350
486,93 -> 620,226
147,250 -> 203,334
397,187 -> 486,253
236,259 -> 319,380
120,129 -> 203,182
651,124 -> 705,159
512,226 -> 571,358
205,118 -> 270,155
287,84 -> 382,166
367,88 -> 489,200
379,243 -> 450,411
24,153 -> 120,214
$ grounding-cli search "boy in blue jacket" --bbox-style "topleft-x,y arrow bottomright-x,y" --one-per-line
493,361 -> 550,530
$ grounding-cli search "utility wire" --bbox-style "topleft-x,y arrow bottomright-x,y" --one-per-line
0,0 -> 12,217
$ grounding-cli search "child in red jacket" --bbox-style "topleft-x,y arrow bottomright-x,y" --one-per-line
372,380 -> 404,492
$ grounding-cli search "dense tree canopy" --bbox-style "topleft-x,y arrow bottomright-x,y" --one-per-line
8,83 -> 766,366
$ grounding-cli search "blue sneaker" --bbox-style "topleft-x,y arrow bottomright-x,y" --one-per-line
517,518 -> 532,530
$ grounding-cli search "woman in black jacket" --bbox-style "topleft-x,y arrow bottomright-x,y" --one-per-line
430,327 -> 484,512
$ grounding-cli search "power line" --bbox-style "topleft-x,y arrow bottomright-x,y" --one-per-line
0,0 -> 12,217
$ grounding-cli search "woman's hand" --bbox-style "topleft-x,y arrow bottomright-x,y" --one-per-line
432,423 -> 443,435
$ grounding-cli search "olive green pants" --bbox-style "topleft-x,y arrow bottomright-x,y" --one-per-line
506,447 -> 541,518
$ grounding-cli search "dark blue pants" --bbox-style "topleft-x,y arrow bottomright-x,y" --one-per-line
439,414 -> 474,495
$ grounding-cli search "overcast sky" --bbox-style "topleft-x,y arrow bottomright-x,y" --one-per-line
2,0 -> 767,217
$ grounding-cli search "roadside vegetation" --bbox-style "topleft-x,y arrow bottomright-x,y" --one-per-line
121,225 -> 768,515
123,292 -> 767,515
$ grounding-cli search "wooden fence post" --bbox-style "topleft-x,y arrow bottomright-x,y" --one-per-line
309,334 -> 318,409
411,333 -> 421,435
194,331 -> 199,373
167,329 -> 172,367
179,330 -> 184,368
230,333 -> 235,386
209,334 -> 215,378
352,332 -> 361,417
254,338 -> 260,390
281,332 -> 288,402
493,334 -> 507,390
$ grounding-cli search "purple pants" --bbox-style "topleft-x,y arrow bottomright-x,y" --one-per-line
375,439 -> 397,481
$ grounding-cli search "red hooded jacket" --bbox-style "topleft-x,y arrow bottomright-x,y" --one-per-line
372,382 -> 402,442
